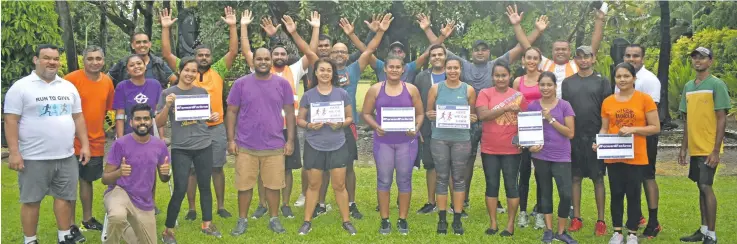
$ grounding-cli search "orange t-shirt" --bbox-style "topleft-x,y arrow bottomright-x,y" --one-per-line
600,91 -> 657,165
64,70 -> 115,156
193,69 -> 224,126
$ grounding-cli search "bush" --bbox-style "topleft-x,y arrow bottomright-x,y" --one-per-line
671,28 -> 737,77
58,55 -> 84,76
361,65 -> 377,83
667,58 -> 696,119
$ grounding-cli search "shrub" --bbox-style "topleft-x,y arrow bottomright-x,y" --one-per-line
667,58 -> 696,119
671,28 -> 737,77
58,55 -> 84,76
361,65 -> 377,83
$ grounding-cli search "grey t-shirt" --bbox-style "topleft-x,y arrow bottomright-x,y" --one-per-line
447,50 -> 511,92
561,72 -> 612,137
157,86 -> 212,150
299,87 -> 351,151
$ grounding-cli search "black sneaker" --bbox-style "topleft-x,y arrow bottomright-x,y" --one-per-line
703,236 -> 718,244
416,203 -> 436,214
217,209 -> 232,218
485,228 -> 498,235
312,204 -> 327,219
70,224 -> 86,242
463,199 -> 470,209
437,220 -> 448,235
500,230 -> 514,237
680,229 -> 705,242
343,221 -> 357,235
641,224 -> 662,239
59,234 -> 76,244
184,210 -> 197,221
349,203 -> 363,219
251,205 -> 268,219
82,217 -> 104,231
281,206 -> 295,218
379,219 -> 391,235
298,221 -> 312,235
397,219 -> 409,235
452,221 -> 464,235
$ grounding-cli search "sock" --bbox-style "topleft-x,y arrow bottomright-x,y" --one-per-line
648,208 -> 658,225
24,236 -> 37,244
58,229 -> 71,241
706,231 -> 716,240
438,210 -> 447,221
614,229 -> 622,234
701,225 -> 708,234
453,213 -> 462,222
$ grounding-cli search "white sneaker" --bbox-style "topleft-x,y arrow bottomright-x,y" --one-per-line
325,204 -> 332,212
294,194 -> 305,207
496,207 -> 506,214
518,211 -> 529,227
534,213 -> 546,230
626,233 -> 638,244
609,232 -> 624,244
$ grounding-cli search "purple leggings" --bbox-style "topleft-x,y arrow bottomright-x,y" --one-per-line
374,140 -> 418,193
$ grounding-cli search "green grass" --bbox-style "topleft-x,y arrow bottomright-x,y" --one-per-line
2,160 -> 736,243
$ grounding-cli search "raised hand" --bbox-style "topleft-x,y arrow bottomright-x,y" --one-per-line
535,15 -> 550,31
241,9 -> 253,26
416,13 -> 431,30
120,157 -> 132,177
339,17 -> 355,35
594,9 -> 606,21
378,13 -> 394,32
363,14 -> 380,32
440,20 -> 456,37
159,156 -> 170,176
308,11 -> 321,28
281,15 -> 297,34
160,8 -> 178,28
222,6 -> 237,26
261,17 -> 281,37
505,4 -> 523,25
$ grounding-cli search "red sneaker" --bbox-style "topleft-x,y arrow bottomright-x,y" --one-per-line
568,217 -> 583,232
595,220 -> 607,236
639,216 -> 647,228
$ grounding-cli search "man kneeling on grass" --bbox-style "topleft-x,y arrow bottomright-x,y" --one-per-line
102,103 -> 171,244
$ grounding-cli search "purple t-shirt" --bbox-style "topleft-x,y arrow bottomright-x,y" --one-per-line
104,134 -> 169,211
112,79 -> 162,135
527,99 -> 576,162
227,74 -> 295,150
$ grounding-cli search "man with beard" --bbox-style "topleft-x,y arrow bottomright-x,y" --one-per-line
101,103 -> 170,244
560,46 -> 612,235
159,6 -> 239,220
5,44 -> 91,244
227,47 -> 296,235
64,45 -> 115,234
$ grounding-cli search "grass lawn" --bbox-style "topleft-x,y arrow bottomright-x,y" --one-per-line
2,160 -> 736,243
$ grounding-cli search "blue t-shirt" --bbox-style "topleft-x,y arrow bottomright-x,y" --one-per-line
374,59 -> 418,84
431,72 -> 446,84
336,61 -> 362,123
299,87 -> 351,151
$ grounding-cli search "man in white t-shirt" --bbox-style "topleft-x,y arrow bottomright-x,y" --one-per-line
4,44 -> 92,244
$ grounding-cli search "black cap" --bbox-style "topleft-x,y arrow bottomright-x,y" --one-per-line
690,47 -> 712,59
473,40 -> 489,49
389,41 -> 404,50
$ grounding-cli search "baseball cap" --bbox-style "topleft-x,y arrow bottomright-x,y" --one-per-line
389,41 -> 404,50
575,46 -> 594,55
473,40 -> 489,49
690,47 -> 712,59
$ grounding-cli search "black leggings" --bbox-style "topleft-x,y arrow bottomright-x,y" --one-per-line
607,163 -> 645,231
533,159 -> 572,218
166,145 -> 214,228
518,149 -> 541,212
481,153 -> 520,198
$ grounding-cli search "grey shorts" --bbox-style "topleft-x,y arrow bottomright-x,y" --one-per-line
209,124 -> 227,168
18,156 -> 78,203
76,155 -> 104,182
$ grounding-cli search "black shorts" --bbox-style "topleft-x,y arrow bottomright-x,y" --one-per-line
570,136 -> 605,179
76,155 -> 103,182
344,124 -> 358,162
688,156 -> 716,186
643,134 -> 659,179
303,141 -> 352,171
283,129 -> 302,170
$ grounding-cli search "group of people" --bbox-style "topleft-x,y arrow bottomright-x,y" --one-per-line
4,4 -> 729,244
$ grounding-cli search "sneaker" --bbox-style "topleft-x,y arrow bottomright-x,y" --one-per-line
638,216 -> 647,228
29,241 -> 39,244
703,236 -> 717,244
161,230 -> 177,244
485,228 -> 498,235
626,233 -> 638,244
82,217 -> 104,231
449,205 -> 469,218
416,203 -> 437,214
437,220 -> 448,235
542,229 -> 554,244
185,210 -> 197,221
379,219 -> 392,235
294,194 -> 306,207
535,213 -> 546,230
500,230 -> 513,237
70,224 -> 86,242
281,206 -> 295,218
217,209 -> 232,218
397,219 -> 409,235
595,220 -> 608,236
201,223 -> 222,238
230,218 -> 248,236
679,229 -> 705,242
312,204 -> 327,218
609,232 -> 624,244
375,205 -> 379,212
342,221 -> 357,235
463,200 -> 470,209
568,217 -> 583,232
298,221 -> 312,235
554,231 -> 579,244
641,224 -> 662,239
451,221 -> 464,235
155,207 -> 161,215
59,234 -> 76,244
497,206 -> 507,214
251,205 -> 268,219
517,211 -> 529,228
349,203 -> 364,219
268,217 -> 286,234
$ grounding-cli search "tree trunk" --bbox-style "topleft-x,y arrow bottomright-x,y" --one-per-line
144,1 -> 154,39
99,1 -> 108,53
56,0 -> 78,72
658,1 -> 672,123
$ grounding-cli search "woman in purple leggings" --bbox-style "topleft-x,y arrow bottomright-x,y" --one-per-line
362,56 -> 424,235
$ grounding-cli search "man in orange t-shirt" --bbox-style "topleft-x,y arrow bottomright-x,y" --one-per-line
64,45 -> 115,233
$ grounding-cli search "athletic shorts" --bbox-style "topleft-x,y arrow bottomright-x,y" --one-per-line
643,134 -> 658,179
570,136 -> 606,179
303,141 -> 352,171
344,124 -> 358,162
209,124 -> 228,168
283,129 -> 302,170
76,155 -> 104,182
18,156 -> 78,203
235,148 -> 285,191
688,156 -> 716,186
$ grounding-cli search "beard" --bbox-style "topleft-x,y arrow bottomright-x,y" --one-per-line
198,63 -> 212,72
273,59 -> 286,68
133,124 -> 152,136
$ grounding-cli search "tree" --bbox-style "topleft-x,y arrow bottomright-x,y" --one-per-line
56,0 -> 79,73
658,1 -> 672,125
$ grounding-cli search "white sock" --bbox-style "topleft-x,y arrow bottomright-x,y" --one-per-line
701,225 -> 708,234
58,229 -> 71,241
349,202 -> 355,205
24,236 -> 37,244
706,230 -> 716,240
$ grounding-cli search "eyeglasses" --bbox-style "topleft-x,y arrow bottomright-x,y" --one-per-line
331,51 -> 348,54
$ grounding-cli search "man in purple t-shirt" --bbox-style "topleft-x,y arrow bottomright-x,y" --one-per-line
101,103 -> 170,244
226,48 -> 296,235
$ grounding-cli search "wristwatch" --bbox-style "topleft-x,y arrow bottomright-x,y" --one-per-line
548,118 -> 557,124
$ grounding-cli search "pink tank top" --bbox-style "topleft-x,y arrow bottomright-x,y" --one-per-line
518,75 -> 542,101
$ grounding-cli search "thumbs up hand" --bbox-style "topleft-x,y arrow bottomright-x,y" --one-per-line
120,157 -> 132,177
159,156 -> 170,176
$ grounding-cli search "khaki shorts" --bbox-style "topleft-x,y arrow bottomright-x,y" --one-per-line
235,148 -> 285,191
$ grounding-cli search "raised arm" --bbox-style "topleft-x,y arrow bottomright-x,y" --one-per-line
413,21 -> 455,69
338,17 -> 375,63
590,10 -> 606,55
222,6 -> 238,69
506,5 -> 531,50
307,11 -> 320,62
358,13 -> 393,72
419,14 -> 455,46
160,8 -> 179,71
240,10 -> 255,69
280,12 -> 320,70
507,15 -> 549,63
